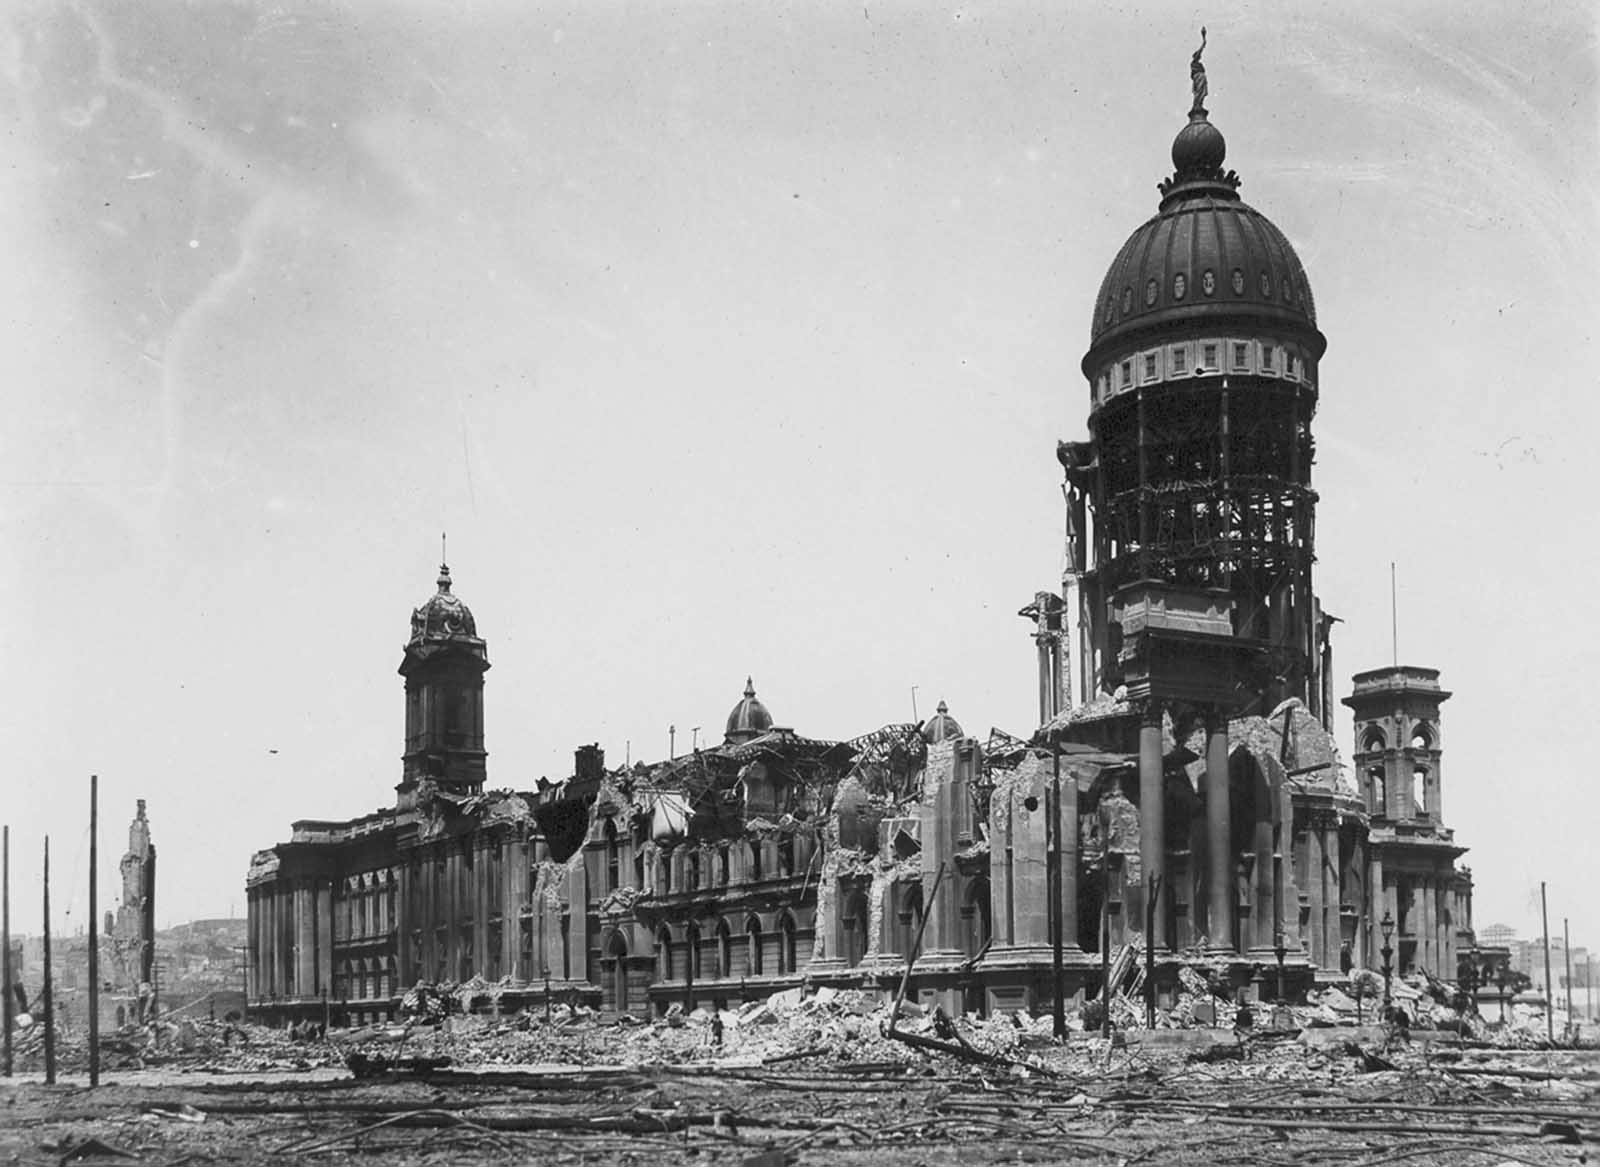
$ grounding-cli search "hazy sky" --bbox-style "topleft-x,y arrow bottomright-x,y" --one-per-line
3,2 -> 1596,952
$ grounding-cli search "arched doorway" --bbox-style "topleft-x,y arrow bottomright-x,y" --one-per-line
607,931 -> 630,1016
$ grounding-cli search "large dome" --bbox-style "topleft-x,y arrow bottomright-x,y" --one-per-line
1085,108 -> 1323,366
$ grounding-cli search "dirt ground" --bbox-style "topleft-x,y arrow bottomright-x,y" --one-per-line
2,1021 -> 1596,1167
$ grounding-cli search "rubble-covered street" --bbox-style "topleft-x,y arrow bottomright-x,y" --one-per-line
3,987 -> 1595,1166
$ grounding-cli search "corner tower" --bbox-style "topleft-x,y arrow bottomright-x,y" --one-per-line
1343,665 -> 1468,979
1048,41 -> 1335,727
397,561 -> 489,806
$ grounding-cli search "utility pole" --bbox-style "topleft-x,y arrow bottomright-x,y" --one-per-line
43,836 -> 56,1084
1050,742 -> 1065,1039
1100,806 -> 1111,1040
89,776 -> 100,1087
1541,882 -> 1554,1045
1563,917 -> 1574,1041
2,823 -> 10,1078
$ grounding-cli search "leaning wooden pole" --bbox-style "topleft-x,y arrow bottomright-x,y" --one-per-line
88,775 -> 100,1087
2,823 -> 11,1077
42,835 -> 56,1084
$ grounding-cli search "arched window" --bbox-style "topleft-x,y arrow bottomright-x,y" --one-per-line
778,834 -> 795,876
660,849 -> 673,893
842,891 -> 869,967
745,917 -> 763,976
656,926 -> 674,981
688,849 -> 702,889
899,884 -> 925,960
750,840 -> 763,882
1362,728 -> 1386,754
604,820 -> 620,890
718,846 -> 730,885
715,920 -> 732,978
1412,768 -> 1427,815
964,877 -> 992,956
686,923 -> 703,978
778,913 -> 797,975
1410,726 -> 1432,751
1368,766 -> 1387,814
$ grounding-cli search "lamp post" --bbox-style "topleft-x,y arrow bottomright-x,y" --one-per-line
1379,911 -> 1395,1018
1462,945 -> 1479,1015
541,965 -> 551,1024
1495,964 -> 1510,1024
1273,931 -> 1288,1006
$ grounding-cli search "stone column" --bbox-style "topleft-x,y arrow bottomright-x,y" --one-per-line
1367,853 -> 1384,971
266,889 -> 278,997
990,777 -> 1016,948
1306,824 -> 1325,969
473,837 -> 489,975
1252,804 -> 1276,954
917,741 -> 968,962
315,879 -> 332,997
1056,750 -> 1081,954
1137,703 -> 1167,951
1322,824 -> 1339,966
1205,714 -> 1232,952
397,862 -> 412,988
502,838 -> 520,980
294,881 -> 314,999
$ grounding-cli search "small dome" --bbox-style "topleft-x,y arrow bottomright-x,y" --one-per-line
725,677 -> 773,743
921,699 -> 964,744
409,563 -> 478,643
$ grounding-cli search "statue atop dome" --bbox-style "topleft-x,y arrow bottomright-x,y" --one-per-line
1190,27 -> 1208,114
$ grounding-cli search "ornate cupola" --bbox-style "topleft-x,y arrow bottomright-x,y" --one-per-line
724,678 -> 773,745
921,699 -> 964,745
397,559 -> 490,806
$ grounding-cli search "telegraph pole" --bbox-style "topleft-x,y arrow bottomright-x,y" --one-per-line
1100,807 -> 1111,1040
1540,882 -> 1554,1045
43,836 -> 56,1084
2,824 -> 10,1077
88,775 -> 100,1086
1050,742 -> 1065,1039
1563,917 -> 1574,1041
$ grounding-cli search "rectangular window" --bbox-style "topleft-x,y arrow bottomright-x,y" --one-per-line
1287,354 -> 1298,379
1233,342 -> 1249,369
1202,343 -> 1218,369
1143,354 -> 1157,381
1261,346 -> 1275,372
1120,360 -> 1131,387
1171,347 -> 1187,374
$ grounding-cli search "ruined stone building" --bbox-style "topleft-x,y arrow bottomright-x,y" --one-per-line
246,58 -> 1475,1026
109,800 -> 157,1024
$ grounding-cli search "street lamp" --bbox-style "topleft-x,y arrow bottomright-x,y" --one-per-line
1273,931 -> 1288,1006
1379,911 -> 1395,1018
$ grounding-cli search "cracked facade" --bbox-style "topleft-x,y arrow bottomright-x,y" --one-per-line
245,66 -> 1474,1025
